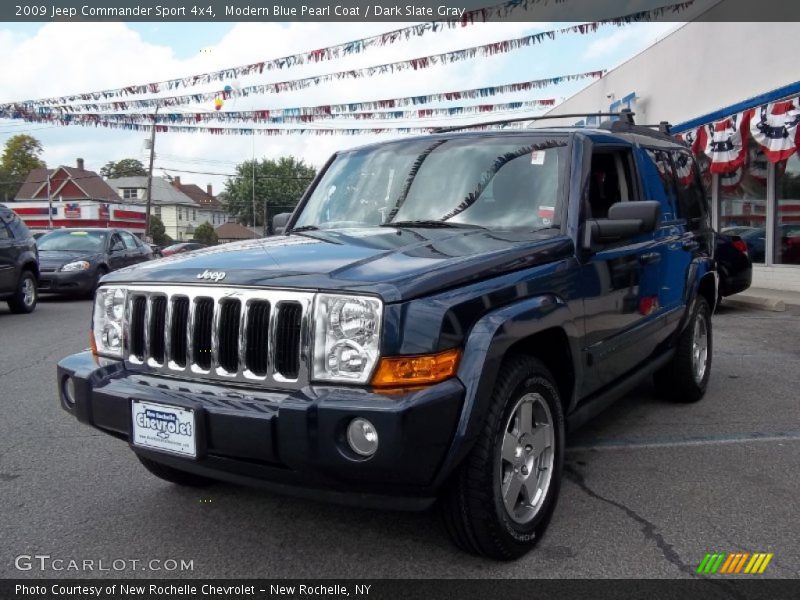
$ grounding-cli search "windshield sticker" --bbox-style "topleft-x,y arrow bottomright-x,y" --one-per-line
531,151 -> 546,165
69,231 -> 89,235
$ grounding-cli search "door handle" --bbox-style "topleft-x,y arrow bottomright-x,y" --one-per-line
639,252 -> 661,265
682,240 -> 700,251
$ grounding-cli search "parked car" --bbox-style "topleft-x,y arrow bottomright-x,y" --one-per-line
37,228 -> 153,296
0,204 -> 39,313
728,224 -> 800,264
715,232 -> 752,300
58,118 -> 717,560
161,242 -> 207,256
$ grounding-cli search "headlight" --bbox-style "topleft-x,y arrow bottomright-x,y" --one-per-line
61,260 -> 91,272
92,287 -> 127,357
313,294 -> 382,383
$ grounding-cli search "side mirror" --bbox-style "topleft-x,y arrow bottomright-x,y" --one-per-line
272,213 -> 292,235
584,201 -> 661,248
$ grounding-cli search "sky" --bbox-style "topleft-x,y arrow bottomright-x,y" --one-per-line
0,14 -> 685,193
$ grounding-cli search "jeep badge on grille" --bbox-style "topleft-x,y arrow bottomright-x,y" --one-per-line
197,270 -> 226,282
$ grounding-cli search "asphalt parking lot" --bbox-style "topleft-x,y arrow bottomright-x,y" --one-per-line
1,296 -> 798,579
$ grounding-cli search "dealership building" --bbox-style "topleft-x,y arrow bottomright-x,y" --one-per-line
548,2 -> 800,292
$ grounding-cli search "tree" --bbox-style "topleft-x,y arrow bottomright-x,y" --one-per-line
0,135 -> 46,201
100,158 -> 147,179
193,222 -> 218,245
223,156 -> 316,228
148,215 -> 171,246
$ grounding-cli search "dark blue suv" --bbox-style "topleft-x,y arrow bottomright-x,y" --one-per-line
57,118 -> 717,560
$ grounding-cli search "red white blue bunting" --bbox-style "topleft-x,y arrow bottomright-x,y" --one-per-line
749,98 -> 800,163
678,95 -> 800,171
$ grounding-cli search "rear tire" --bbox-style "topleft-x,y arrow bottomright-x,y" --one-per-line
8,270 -> 37,314
136,455 -> 215,488
654,297 -> 712,403
441,356 -> 564,560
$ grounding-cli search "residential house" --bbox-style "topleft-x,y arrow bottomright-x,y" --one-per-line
215,221 -> 261,243
171,177 -> 227,228
12,159 -> 147,233
109,176 -> 215,242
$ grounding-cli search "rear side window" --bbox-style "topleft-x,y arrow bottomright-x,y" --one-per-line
642,149 -> 678,220
0,219 -> 10,240
120,231 -> 139,249
7,212 -> 31,239
670,150 -> 710,231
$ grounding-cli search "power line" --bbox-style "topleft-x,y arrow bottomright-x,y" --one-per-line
156,165 -> 314,180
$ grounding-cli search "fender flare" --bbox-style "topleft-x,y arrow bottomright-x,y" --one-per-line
677,256 -> 717,336
431,293 -> 581,488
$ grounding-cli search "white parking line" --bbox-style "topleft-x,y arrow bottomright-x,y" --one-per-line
567,431 -> 800,452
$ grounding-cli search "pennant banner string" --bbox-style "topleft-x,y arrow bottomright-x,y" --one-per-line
13,99 -> 560,126
1,1 -> 694,113
5,1 -> 693,107
3,71 -> 602,120
4,119 -> 542,136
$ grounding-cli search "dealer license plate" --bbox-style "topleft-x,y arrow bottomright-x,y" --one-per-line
131,401 -> 196,458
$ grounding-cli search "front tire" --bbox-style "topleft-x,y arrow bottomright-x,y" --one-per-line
654,296 -> 712,403
441,356 -> 564,560
8,270 -> 37,314
88,266 -> 108,297
136,455 -> 215,488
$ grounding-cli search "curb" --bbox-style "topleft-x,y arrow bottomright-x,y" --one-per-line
723,295 -> 786,312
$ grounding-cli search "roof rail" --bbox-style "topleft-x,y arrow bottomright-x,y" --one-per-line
432,111 -> 636,134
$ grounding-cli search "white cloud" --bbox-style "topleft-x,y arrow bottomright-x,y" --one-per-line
0,19 -> 621,192
582,21 -> 680,63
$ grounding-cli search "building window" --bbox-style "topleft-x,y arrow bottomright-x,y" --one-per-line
775,153 -> 800,265
178,207 -> 182,221
193,209 -> 196,220
121,188 -> 139,200
154,206 -> 161,218
717,137 -> 768,264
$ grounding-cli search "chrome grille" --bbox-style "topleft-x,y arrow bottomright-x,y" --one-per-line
124,285 -> 312,387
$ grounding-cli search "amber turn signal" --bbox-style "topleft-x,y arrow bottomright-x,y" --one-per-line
89,331 -> 98,356
371,348 -> 461,387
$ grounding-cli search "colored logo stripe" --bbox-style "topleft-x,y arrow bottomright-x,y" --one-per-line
698,552 -> 773,574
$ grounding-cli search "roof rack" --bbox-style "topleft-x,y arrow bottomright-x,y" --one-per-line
432,110 -> 636,134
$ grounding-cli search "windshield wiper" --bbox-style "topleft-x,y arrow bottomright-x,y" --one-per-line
288,225 -> 320,233
380,220 -> 485,229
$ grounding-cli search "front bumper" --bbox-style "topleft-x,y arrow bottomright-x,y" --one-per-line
57,351 -> 465,510
39,269 -> 94,293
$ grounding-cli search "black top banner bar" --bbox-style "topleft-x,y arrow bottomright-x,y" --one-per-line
3,579 -> 800,600
4,0 -> 800,22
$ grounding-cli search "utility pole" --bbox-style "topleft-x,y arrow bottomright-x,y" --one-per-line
251,136 -> 257,238
46,170 -> 52,230
144,106 -> 159,241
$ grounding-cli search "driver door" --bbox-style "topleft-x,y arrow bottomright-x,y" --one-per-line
107,233 -> 127,270
579,145 -> 668,392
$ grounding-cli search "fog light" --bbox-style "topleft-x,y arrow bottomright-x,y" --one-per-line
62,376 -> 76,407
346,418 -> 378,457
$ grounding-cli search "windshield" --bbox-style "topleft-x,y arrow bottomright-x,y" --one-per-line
37,230 -> 107,252
293,136 -> 566,231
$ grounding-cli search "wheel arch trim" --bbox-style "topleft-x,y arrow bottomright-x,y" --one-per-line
432,294 -> 581,488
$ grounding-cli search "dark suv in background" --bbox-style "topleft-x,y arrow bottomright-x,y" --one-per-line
58,116 -> 717,559
0,204 -> 39,314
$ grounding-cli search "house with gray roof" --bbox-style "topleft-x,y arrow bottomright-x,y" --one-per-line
109,176 -> 226,242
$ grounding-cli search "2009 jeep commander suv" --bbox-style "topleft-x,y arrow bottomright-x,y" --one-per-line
58,118 -> 716,560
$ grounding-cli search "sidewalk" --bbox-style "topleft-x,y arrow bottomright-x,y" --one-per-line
722,287 -> 800,312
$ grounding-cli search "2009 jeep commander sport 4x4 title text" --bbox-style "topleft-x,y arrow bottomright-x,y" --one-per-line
58,117 -> 716,560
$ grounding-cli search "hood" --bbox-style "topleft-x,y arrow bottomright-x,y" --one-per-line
103,228 -> 572,302
38,249 -> 101,270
